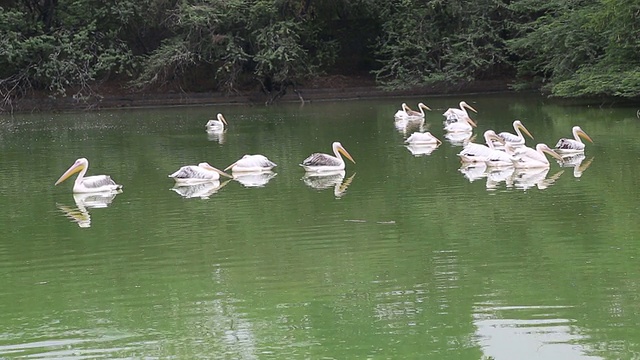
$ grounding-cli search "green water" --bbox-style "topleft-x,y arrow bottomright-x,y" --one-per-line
1,94 -> 639,359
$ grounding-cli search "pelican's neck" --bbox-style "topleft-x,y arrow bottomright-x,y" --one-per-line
332,143 -> 343,161
484,132 -> 496,149
75,163 -> 88,187
572,127 -> 583,143
513,124 -> 524,140
459,102 -> 468,116
535,144 -> 551,164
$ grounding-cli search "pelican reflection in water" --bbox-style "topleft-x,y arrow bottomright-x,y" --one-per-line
233,171 -> 277,188
302,171 -> 356,198
171,180 -> 231,199
557,154 -> 594,178
395,117 -> 425,136
405,143 -> 440,156
57,192 -> 121,228
512,168 -> 564,191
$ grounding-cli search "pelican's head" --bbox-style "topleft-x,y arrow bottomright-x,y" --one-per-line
461,101 -> 478,113
574,126 -> 593,143
217,113 -> 228,125
333,142 -> 356,164
538,144 -> 564,161
199,162 -> 233,178
514,120 -> 534,139
401,103 -> 411,112
418,103 -> 432,112
484,130 -> 504,145
55,158 -> 88,186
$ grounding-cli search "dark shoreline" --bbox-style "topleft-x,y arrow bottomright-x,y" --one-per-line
3,79 -> 515,113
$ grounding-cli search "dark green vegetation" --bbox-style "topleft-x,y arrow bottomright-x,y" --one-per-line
1,0 -> 639,110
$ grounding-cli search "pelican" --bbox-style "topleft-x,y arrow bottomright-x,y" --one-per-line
224,154 -> 277,173
511,144 -> 564,168
395,103 -> 431,120
554,126 -> 593,155
443,101 -> 478,122
168,162 -> 232,184
485,142 -> 517,168
405,132 -> 441,146
300,142 -> 355,172
457,130 -> 504,163
444,116 -> 477,132
55,158 -> 123,193
205,113 -> 228,132
495,120 -> 534,147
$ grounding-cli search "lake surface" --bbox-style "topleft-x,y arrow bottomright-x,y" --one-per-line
1,94 -> 639,359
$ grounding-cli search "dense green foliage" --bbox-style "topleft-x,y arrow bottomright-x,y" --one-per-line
0,0 -> 639,109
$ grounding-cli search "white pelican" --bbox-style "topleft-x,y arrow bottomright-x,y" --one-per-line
511,144 -> 564,168
457,130 -> 504,163
405,131 -> 441,146
300,142 -> 355,172
485,142 -> 517,168
554,126 -> 593,155
443,101 -> 478,122
55,158 -> 123,193
444,116 -> 477,132
225,154 -> 277,173
205,113 -> 228,132
168,162 -> 232,184
495,120 -> 534,147
395,103 -> 431,120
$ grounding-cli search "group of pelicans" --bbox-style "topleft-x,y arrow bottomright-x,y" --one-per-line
394,101 -> 594,189
54,113 -> 356,196
54,100 -> 594,196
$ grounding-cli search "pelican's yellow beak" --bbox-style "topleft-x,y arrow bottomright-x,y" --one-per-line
223,161 -> 238,172
543,147 -> 564,161
419,103 -> 432,111
467,117 -> 478,127
202,163 -> 233,178
55,164 -> 84,186
577,129 -> 593,143
338,146 -> 356,164
488,133 -> 505,144
218,114 -> 228,125
464,103 -> 478,113
517,122 -> 534,139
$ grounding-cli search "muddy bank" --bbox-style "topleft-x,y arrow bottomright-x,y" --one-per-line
4,77 -> 513,113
